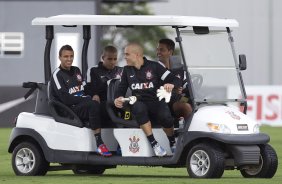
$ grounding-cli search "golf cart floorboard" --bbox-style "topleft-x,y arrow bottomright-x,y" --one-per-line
87,154 -> 174,166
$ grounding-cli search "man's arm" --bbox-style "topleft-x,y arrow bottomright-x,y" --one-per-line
86,68 -> 101,97
51,71 -> 90,106
156,63 -> 182,89
114,67 -> 128,98
114,67 -> 128,108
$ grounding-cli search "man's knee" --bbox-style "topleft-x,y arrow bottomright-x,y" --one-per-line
87,100 -> 100,111
131,101 -> 147,116
131,102 -> 149,126
173,102 -> 192,118
157,104 -> 174,128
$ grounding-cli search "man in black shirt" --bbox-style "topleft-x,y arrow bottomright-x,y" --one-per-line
86,46 -> 123,127
157,38 -> 192,123
50,45 -> 112,157
114,43 -> 181,157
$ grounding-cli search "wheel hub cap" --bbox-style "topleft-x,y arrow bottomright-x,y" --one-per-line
23,157 -> 31,165
190,150 -> 210,176
15,148 -> 35,174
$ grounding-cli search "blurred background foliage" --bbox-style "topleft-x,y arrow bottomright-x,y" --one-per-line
100,2 -> 169,59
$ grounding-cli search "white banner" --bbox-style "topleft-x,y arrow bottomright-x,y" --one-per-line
228,86 -> 282,126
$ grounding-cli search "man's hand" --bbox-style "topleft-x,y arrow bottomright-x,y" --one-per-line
176,87 -> 183,94
157,86 -> 172,103
114,96 -> 124,108
163,83 -> 174,93
123,96 -> 137,105
92,95 -> 100,103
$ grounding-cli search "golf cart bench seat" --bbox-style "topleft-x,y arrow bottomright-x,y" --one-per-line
47,81 -> 89,128
48,99 -> 87,128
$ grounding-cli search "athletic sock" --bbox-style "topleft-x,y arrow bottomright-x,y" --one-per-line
167,135 -> 176,147
95,132 -> 104,146
147,134 -> 157,147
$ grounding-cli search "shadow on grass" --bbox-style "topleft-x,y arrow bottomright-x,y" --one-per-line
45,173 -> 245,179
45,173 -> 187,179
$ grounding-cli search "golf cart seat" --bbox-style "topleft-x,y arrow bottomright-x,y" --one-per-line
47,81 -> 86,128
106,79 -> 139,128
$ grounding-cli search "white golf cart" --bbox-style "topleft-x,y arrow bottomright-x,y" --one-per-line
8,15 -> 278,178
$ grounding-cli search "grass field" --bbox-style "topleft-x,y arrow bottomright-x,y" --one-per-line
0,127 -> 281,184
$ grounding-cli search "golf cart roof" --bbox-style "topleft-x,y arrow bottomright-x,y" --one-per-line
32,15 -> 239,27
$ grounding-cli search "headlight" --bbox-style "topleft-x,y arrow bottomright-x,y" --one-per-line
253,124 -> 260,133
207,122 -> 231,134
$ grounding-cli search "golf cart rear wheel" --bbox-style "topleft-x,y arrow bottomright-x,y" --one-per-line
72,165 -> 106,175
186,143 -> 225,178
240,144 -> 278,178
12,142 -> 49,176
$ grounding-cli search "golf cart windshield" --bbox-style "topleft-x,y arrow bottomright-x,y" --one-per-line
180,29 -> 243,103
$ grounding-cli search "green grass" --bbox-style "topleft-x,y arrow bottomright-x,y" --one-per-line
0,127 -> 281,184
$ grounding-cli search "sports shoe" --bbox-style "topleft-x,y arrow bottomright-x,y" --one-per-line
97,144 -> 112,157
153,143 -> 167,157
116,145 -> 122,156
170,143 -> 176,154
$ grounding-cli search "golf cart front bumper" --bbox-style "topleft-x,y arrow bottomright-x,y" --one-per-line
182,132 -> 269,166
183,132 -> 269,145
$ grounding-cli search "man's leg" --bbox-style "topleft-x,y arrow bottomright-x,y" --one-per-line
154,101 -> 176,151
172,101 -> 192,120
88,100 -> 112,156
131,101 -> 167,156
73,100 -> 112,156
140,121 -> 153,136
100,101 -> 117,128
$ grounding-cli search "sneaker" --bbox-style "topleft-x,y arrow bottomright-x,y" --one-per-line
97,144 -> 112,157
170,143 -> 176,154
153,143 -> 167,157
116,146 -> 122,156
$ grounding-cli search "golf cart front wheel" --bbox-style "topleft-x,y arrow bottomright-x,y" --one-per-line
12,142 -> 49,176
240,144 -> 278,178
186,143 -> 225,178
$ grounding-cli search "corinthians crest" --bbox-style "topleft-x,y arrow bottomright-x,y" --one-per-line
76,74 -> 82,82
145,70 -> 153,80
129,135 -> 140,153
226,111 -> 241,120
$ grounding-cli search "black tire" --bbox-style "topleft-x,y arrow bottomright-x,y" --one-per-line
240,144 -> 278,178
72,165 -> 106,175
12,142 -> 49,176
186,143 -> 225,178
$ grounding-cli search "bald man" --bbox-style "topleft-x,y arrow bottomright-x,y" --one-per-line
114,43 -> 182,156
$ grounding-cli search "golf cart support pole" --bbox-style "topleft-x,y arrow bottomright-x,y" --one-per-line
44,26 -> 54,84
226,27 -> 248,114
174,26 -> 196,110
82,25 -> 91,81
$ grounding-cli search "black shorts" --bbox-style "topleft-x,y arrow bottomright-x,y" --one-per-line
131,100 -> 174,128
71,100 -> 101,130
168,93 -> 182,117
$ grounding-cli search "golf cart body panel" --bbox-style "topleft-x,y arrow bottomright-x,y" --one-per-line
114,128 -> 173,157
13,112 -> 118,152
189,105 -> 259,134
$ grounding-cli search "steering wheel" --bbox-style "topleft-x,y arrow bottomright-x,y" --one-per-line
191,74 -> 203,90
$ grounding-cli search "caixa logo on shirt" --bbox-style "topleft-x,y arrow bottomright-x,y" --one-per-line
131,82 -> 154,90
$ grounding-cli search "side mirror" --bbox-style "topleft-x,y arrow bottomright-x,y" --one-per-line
239,54 -> 247,71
